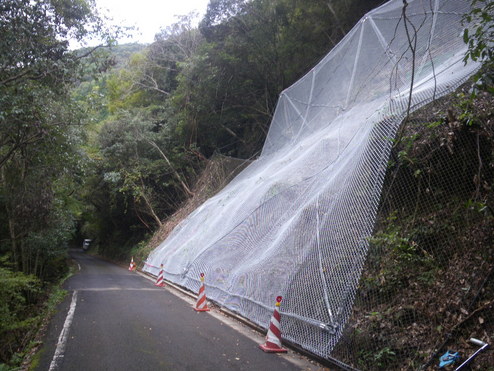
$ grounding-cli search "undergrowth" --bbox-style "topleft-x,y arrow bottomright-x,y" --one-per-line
332,80 -> 494,370
0,261 -> 74,370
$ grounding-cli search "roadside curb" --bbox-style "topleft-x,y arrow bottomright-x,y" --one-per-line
136,269 -> 346,370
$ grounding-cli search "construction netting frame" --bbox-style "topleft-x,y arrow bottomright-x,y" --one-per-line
145,0 -> 480,365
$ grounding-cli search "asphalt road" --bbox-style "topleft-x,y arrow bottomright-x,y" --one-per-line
35,250 -> 321,370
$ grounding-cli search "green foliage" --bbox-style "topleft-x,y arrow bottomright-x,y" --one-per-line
463,0 -> 493,64
463,0 -> 494,94
363,212 -> 438,302
0,267 -> 40,332
0,0 -> 117,279
0,261 -> 70,367
465,199 -> 491,214
358,347 -> 397,369
80,105 -> 201,256
396,133 -> 420,167
69,0 -> 385,260
456,92 -> 479,125
129,239 -> 154,265
184,0 -> 383,157
0,103 -> 82,277
370,214 -> 432,264
0,266 -> 41,364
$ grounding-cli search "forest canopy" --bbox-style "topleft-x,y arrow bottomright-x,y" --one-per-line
74,0 -> 383,257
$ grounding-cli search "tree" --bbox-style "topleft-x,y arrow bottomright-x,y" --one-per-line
0,96 -> 84,277
83,106 -> 200,256
0,0 -> 115,277
73,0 -> 385,258
463,0 -> 494,93
174,0 -> 383,157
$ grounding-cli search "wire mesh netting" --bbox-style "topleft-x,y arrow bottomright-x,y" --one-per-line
144,0 -> 492,368
329,87 -> 494,369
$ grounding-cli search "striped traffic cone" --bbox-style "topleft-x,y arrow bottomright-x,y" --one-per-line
154,264 -> 165,287
128,257 -> 136,271
194,273 -> 210,312
259,296 -> 287,353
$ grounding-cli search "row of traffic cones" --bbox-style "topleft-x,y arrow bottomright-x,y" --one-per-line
129,257 -> 287,353
154,264 -> 208,311
192,273 -> 286,353
129,257 -> 164,286
192,273 -> 286,352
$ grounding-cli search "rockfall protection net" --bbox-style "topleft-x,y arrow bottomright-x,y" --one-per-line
145,0 -> 482,365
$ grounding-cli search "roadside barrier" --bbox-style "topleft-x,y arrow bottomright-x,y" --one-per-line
259,296 -> 287,353
194,273 -> 210,312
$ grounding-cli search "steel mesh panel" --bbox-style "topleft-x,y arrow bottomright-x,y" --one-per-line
145,0 -> 481,363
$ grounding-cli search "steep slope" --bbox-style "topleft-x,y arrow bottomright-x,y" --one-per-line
144,0 -> 485,366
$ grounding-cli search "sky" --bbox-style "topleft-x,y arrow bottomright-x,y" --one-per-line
95,0 -> 211,44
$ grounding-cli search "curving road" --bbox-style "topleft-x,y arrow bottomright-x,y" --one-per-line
35,249 -> 321,370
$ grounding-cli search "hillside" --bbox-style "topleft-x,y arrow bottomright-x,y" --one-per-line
1,0 -> 491,369
140,2 -> 491,368
331,84 -> 494,369
133,153 -> 251,263
142,82 -> 493,370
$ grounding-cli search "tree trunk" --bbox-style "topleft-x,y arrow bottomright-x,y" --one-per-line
138,176 -> 163,228
8,217 -> 19,270
145,139 -> 195,197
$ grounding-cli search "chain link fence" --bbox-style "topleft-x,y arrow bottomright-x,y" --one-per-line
331,86 -> 494,370
144,1 -> 492,369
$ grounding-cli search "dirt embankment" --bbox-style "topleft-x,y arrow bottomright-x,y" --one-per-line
135,154 -> 251,263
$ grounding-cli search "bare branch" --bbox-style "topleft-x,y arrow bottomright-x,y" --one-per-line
145,138 -> 195,197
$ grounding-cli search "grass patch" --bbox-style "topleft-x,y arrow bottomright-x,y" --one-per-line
15,264 -> 76,371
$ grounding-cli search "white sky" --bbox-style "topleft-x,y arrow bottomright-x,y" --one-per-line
96,0 -> 211,44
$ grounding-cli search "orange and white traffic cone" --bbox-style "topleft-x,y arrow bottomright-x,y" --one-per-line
194,273 -> 210,312
155,264 -> 165,287
128,257 -> 136,271
259,296 -> 287,353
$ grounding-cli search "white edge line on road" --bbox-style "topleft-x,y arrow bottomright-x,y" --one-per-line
77,263 -> 81,271
48,290 -> 78,371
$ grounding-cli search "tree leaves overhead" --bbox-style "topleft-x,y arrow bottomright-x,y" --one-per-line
0,0 -> 113,279
0,2 -> 116,362
0,0 -> 97,88
200,0 -> 248,31
0,0 -> 386,272
180,0 -> 383,157
81,0 -> 382,253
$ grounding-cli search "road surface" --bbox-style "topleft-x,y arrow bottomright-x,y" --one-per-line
35,250 -> 322,370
